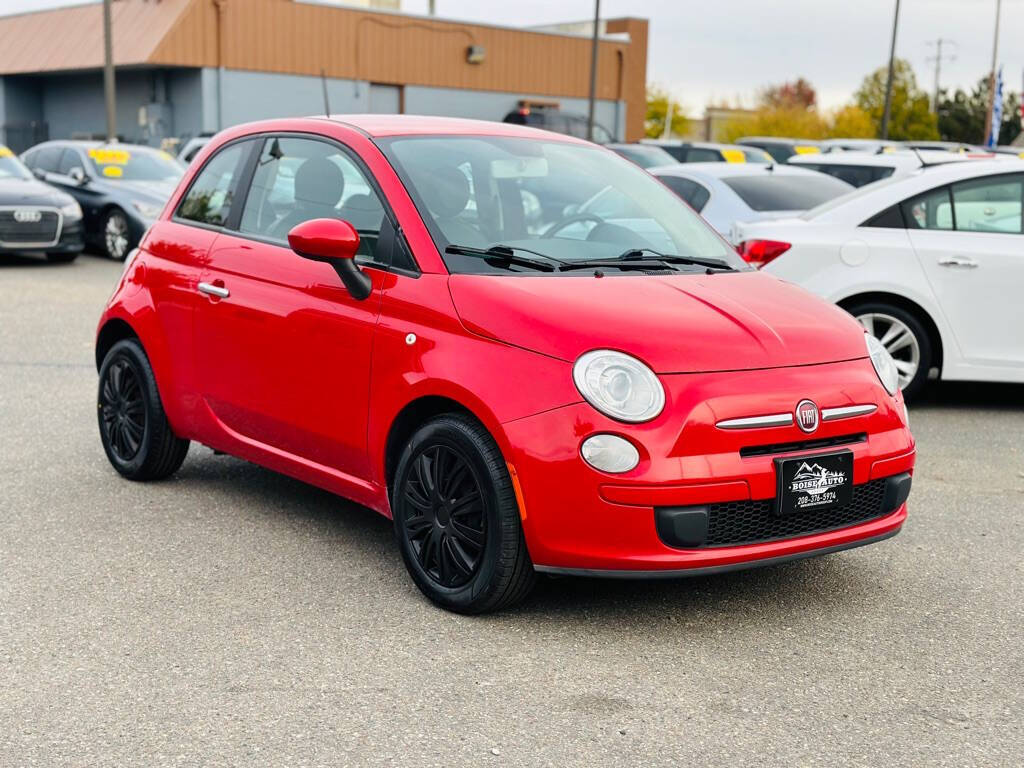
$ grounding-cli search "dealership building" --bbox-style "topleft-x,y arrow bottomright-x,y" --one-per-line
0,0 -> 648,153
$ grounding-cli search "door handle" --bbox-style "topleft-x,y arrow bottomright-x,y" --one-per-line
938,256 -> 978,269
198,281 -> 230,299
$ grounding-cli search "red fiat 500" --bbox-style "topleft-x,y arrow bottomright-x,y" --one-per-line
95,116 -> 914,613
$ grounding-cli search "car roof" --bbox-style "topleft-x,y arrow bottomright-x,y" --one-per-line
650,161 -> 822,180
789,151 -> 921,167
31,139 -> 164,152
738,137 -> 820,146
319,114 -> 590,142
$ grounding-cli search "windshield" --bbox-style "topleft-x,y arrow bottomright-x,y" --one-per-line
724,173 -> 852,211
0,146 -> 32,180
612,145 -> 676,169
87,147 -> 184,182
379,135 -> 744,274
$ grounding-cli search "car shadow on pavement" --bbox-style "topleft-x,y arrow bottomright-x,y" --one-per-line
170,449 -> 884,623
0,254 -> 60,268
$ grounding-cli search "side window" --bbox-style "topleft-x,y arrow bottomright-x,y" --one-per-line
660,176 -> 711,212
900,186 -> 953,231
57,149 -> 82,176
863,205 -> 905,229
176,142 -> 249,227
237,137 -> 386,261
685,148 -> 722,163
950,174 -> 1022,234
34,146 -> 63,173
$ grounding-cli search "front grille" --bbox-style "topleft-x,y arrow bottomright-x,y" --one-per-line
704,478 -> 888,547
740,433 -> 867,458
0,210 -> 60,245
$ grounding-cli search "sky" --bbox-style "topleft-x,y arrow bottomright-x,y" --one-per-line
5,0 -> 1022,117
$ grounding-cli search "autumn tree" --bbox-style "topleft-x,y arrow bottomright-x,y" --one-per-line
645,87 -> 690,139
854,59 -> 938,140
758,77 -> 817,110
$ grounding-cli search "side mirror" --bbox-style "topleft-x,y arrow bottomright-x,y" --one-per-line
287,218 -> 372,300
32,167 -> 47,181
68,167 -> 88,185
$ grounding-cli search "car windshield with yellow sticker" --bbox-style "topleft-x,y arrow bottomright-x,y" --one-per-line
87,147 -> 183,182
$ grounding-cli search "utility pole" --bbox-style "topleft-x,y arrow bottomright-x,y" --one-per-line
586,0 -> 601,142
103,0 -> 116,142
925,38 -> 956,113
983,0 -> 1002,146
880,0 -> 901,140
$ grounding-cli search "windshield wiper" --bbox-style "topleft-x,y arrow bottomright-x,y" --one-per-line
614,248 -> 737,271
444,244 -> 565,272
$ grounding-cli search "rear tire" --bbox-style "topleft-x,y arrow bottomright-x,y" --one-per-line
97,338 -> 189,480
847,300 -> 932,401
45,251 -> 78,264
392,414 -> 536,614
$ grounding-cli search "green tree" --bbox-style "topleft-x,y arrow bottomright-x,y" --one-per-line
854,59 -> 938,140
645,87 -> 690,139
937,76 -> 1022,145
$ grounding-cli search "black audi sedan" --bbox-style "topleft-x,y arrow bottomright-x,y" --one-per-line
21,141 -> 184,260
0,144 -> 84,263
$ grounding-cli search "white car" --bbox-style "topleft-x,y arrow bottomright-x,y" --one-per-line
790,149 -> 1019,188
733,160 -> 1024,397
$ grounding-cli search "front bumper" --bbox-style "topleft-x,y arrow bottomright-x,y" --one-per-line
503,358 -> 915,574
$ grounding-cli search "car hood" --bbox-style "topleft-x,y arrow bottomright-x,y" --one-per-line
0,176 -> 73,207
448,271 -> 867,374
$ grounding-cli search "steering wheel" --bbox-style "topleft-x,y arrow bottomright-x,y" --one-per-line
541,212 -> 606,239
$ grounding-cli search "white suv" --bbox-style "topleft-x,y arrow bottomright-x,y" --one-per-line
734,160 -> 1024,398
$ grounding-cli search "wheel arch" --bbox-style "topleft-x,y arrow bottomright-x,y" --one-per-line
837,291 -> 944,374
95,316 -> 139,371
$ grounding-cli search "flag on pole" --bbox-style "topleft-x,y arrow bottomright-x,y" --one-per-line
987,66 -> 1003,147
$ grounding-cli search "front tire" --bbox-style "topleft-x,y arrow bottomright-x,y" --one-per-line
101,208 -> 132,261
392,414 -> 536,614
97,338 -> 189,480
847,300 -> 932,400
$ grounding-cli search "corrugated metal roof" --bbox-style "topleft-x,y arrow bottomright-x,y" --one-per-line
0,0 -> 192,74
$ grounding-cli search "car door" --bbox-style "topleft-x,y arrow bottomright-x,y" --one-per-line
54,147 -> 107,233
903,173 -> 1024,370
194,134 -> 389,481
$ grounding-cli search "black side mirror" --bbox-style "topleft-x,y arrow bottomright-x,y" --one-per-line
32,167 -> 47,181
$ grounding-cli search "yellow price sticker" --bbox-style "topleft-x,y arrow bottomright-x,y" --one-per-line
89,148 -> 131,165
0,146 -> 13,158
721,149 -> 746,163
793,145 -> 820,155
102,165 -> 124,178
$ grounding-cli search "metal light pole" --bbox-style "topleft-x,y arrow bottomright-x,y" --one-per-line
586,0 -> 601,142
103,0 -> 116,142
983,0 -> 1003,145
880,0 -> 901,140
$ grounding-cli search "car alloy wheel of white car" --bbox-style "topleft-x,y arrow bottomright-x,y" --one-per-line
856,312 -> 921,391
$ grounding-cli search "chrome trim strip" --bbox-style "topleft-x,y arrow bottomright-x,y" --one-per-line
715,413 -> 793,430
821,404 -> 877,421
0,205 -> 64,249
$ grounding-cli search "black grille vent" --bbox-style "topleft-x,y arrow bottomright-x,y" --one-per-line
704,479 -> 888,547
740,433 -> 866,458
0,210 -> 60,244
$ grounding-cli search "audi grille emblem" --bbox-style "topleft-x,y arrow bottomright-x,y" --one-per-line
13,209 -> 42,223
795,399 -> 819,433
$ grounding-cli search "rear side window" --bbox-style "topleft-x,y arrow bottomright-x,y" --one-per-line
685,148 -> 722,163
950,174 -> 1023,234
862,205 -> 905,228
900,187 -> 953,230
659,175 -> 711,212
723,174 -> 852,211
176,142 -> 249,227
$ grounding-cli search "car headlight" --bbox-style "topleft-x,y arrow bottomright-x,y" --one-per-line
132,200 -> 163,219
866,333 -> 899,395
60,201 -> 82,220
573,350 -> 665,423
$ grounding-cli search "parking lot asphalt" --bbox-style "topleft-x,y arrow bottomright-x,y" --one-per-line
1,253 -> 1022,767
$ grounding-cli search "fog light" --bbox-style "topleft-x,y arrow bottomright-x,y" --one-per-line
581,434 -> 639,473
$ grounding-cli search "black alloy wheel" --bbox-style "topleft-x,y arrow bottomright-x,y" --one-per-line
99,356 -> 146,463
97,338 -> 189,480
393,414 -> 536,613
403,444 -> 487,588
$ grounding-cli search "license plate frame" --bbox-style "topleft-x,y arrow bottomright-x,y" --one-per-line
774,450 -> 853,517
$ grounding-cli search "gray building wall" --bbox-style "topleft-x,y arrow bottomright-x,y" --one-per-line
2,65 -> 625,152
